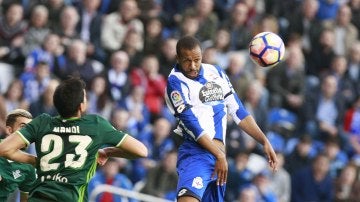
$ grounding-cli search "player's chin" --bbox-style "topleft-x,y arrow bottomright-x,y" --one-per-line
185,71 -> 198,79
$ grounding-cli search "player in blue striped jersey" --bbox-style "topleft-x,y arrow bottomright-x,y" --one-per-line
165,36 -> 278,202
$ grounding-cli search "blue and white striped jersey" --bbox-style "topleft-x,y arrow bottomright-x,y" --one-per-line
165,63 -> 249,145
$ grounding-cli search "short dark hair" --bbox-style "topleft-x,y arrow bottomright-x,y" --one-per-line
53,77 -> 86,118
6,109 -> 33,127
176,36 -> 201,56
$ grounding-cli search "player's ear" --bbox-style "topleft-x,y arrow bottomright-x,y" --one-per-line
79,102 -> 86,113
5,125 -> 13,135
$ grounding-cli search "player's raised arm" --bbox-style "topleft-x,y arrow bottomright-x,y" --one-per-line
238,115 -> 278,171
102,135 -> 148,159
0,133 -> 36,166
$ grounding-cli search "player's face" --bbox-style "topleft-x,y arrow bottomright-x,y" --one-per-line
7,117 -> 32,135
177,46 -> 202,79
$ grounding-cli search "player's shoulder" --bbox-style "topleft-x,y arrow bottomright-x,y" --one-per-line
31,113 -> 54,125
203,63 -> 224,75
82,114 -> 109,123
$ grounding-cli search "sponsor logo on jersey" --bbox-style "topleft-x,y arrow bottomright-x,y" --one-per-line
41,173 -> 68,183
171,91 -> 184,107
192,176 -> 203,189
178,188 -> 187,197
12,170 -> 21,179
199,82 -> 223,103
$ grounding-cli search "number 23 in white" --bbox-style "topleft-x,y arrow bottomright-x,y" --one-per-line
40,134 -> 92,172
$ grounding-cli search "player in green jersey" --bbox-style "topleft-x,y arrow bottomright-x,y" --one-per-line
0,109 -> 36,202
0,77 -> 148,202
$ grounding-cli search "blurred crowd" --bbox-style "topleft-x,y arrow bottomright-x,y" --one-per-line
0,0 -> 359,201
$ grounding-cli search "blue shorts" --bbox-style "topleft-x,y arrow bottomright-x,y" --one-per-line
176,144 -> 226,201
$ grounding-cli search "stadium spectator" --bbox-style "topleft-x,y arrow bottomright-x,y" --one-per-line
53,39 -> 104,85
348,0 -> 360,36
306,28 -> 337,80
120,29 -> 144,68
321,137 -> 349,178
225,151 -> 254,202
21,61 -> 54,104
23,33 -> 65,74
208,28 -> 232,68
117,85 -> 151,138
343,96 -> 360,159
346,41 -> 360,97
266,45 -> 306,116
291,153 -> 333,202
54,5 -> 80,48
44,0 -> 67,31
225,52 -> 253,100
107,51 -> 132,102
86,75 -> 114,120
143,17 -> 164,55
157,37 -> 177,78
130,55 -> 166,120
174,14 -> 200,40
304,75 -> 347,148
285,135 -> 315,174
286,0 -> 323,55
0,3 -> 27,68
329,55 -> 356,107
268,151 -> 291,202
323,4 -> 358,56
21,5 -> 51,57
29,78 -> 59,116
76,0 -> 106,63
0,79 -> 29,113
239,169 -> 278,202
131,116 -> 175,183
222,2 -> 253,51
181,0 -> 218,42
101,0 -> 143,54
333,161 -> 360,201
140,149 -> 178,200
110,107 -> 139,139
88,158 -> 136,202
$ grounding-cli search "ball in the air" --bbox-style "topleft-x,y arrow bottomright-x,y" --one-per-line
249,32 -> 285,67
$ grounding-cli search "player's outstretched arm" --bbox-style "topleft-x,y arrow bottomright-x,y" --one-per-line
100,135 -> 148,161
0,133 -> 36,166
238,115 -> 278,171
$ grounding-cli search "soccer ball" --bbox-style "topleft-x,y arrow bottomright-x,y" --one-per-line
249,32 -> 285,67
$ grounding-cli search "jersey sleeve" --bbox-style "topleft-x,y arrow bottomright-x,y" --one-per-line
165,75 -> 205,140
222,71 -> 250,124
97,116 -> 128,147
17,113 -> 51,146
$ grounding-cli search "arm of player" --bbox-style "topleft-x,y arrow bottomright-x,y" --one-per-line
238,115 -> 278,171
97,135 -> 148,165
197,134 -> 228,186
0,133 -> 36,166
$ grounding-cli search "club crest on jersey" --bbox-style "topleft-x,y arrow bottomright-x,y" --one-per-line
192,177 -> 204,189
171,90 -> 184,107
199,81 -> 223,103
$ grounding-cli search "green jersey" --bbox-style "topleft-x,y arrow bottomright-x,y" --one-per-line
0,155 -> 36,202
17,113 -> 127,202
